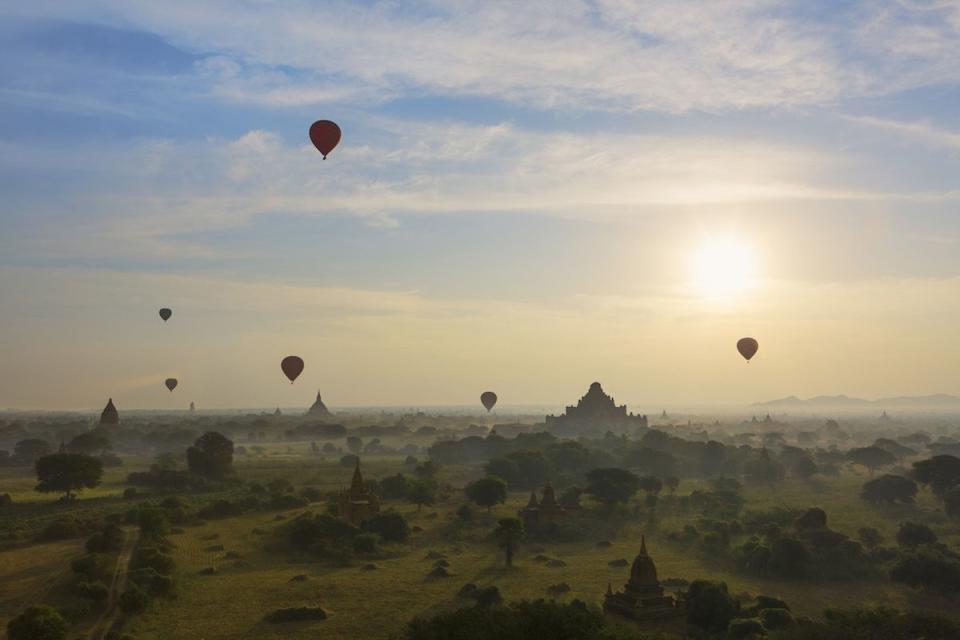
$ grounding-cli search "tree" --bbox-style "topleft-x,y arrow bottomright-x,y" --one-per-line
6,605 -> 67,640
34,453 -> 103,501
944,486 -> 960,520
637,475 -> 663,496
413,459 -> 440,481
379,473 -> 410,500
186,432 -> 233,479
896,521 -> 937,548
685,580 -> 738,633
858,527 -> 884,550
363,511 -> 410,542
665,476 -> 680,494
744,450 -> 784,486
792,455 -> 818,480
67,432 -> 110,456
465,476 -> 508,511
846,447 -> 896,475
406,478 -> 437,512
14,439 -> 51,463
891,547 -> 960,594
585,468 -> 639,506
346,436 -> 363,455
912,455 -> 960,496
861,475 -> 918,504
494,517 -> 524,567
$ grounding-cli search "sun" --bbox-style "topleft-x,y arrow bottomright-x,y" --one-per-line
689,235 -> 758,299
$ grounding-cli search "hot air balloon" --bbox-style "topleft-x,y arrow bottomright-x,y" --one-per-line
309,120 -> 341,159
480,391 -> 498,412
281,356 -> 304,383
737,337 -> 759,362
164,378 -> 178,392
159,308 -> 172,322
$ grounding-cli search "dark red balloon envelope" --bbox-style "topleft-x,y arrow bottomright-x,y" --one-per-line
737,338 -> 759,362
281,356 -> 304,383
309,120 -> 341,159
480,391 -> 498,412
165,378 -> 178,392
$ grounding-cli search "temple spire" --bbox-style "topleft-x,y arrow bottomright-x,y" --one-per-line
640,534 -> 647,555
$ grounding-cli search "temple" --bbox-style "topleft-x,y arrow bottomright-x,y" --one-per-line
307,391 -> 332,417
519,483 -> 569,529
545,382 -> 647,436
99,398 -> 119,425
604,536 -> 685,626
338,457 -> 380,526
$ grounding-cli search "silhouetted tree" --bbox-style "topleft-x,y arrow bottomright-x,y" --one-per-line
665,476 -> 680,494
494,517 -> 523,567
379,473 -> 410,500
67,432 -> 110,456
861,475 -> 917,504
363,511 -> 410,542
912,455 -> 960,496
896,521 -> 937,548
406,478 -> 437,512
6,605 -> 67,640
685,580 -> 738,633
585,468 -> 639,506
465,476 -> 507,512
944,486 -> 960,520
14,438 -> 51,463
637,475 -> 663,496
857,527 -> 883,550
346,436 -> 363,455
186,432 -> 234,479
34,453 -> 102,500
847,447 -> 896,475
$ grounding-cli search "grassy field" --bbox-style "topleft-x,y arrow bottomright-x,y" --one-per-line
4,449 -> 960,639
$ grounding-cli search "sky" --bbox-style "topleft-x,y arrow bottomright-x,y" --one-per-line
1,1 -> 960,411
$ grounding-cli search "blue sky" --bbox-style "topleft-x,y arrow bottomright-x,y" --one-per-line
1,1 -> 960,410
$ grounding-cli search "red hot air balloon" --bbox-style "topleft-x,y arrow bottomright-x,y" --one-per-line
309,120 -> 341,159
164,378 -> 178,392
480,391 -> 498,412
737,337 -> 759,363
281,356 -> 304,383
159,308 -> 172,322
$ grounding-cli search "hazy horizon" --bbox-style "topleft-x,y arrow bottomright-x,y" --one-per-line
3,2 -> 960,410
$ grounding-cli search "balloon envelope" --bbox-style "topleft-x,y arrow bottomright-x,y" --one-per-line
309,120 -> 341,159
737,337 -> 759,362
480,391 -> 498,412
159,308 -> 172,322
281,356 -> 304,383
164,378 -> 178,392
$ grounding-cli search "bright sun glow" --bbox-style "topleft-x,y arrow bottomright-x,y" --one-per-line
689,235 -> 758,299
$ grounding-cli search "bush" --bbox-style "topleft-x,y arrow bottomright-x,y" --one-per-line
456,504 -> 474,522
119,584 -> 149,614
74,581 -> 109,602
896,522 -> 937,548
760,607 -> 794,630
727,617 -> 764,639
353,533 -> 379,553
363,511 -> 410,542
6,605 -> 67,640
37,518 -> 81,541
685,580 -> 739,633
265,606 -> 328,623
86,524 -> 124,553
72,554 -> 109,580
891,547 -> 960,593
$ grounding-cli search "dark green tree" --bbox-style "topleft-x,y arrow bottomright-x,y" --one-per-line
494,517 -> 524,566
847,447 -> 896,475
585,468 -> 639,506
6,605 -> 67,640
913,455 -> 960,496
406,478 -> 437,512
186,432 -> 234,479
465,476 -> 508,511
861,475 -> 917,504
685,580 -> 738,633
34,453 -> 103,500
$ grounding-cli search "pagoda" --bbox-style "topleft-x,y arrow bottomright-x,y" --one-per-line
307,391 -> 332,417
545,382 -> 647,436
99,398 -> 119,425
604,536 -> 685,624
519,482 -> 568,529
338,457 -> 380,526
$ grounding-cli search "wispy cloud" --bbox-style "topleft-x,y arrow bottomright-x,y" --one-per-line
844,114 -> 960,148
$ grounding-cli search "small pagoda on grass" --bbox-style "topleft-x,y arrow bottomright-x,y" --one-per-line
604,536 -> 685,627
338,457 -> 380,526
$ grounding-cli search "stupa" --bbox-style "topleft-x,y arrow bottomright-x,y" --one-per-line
99,398 -> 119,425
545,382 -> 647,436
604,536 -> 685,624
307,391 -> 332,417
519,482 -> 568,529
338,457 -> 380,526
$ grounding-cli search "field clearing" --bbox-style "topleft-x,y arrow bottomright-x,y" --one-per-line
0,539 -> 84,630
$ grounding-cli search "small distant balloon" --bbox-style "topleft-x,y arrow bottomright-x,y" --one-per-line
737,337 -> 759,363
480,391 -> 498,412
281,356 -> 304,383
159,308 -> 172,322
309,120 -> 341,159
164,378 -> 178,392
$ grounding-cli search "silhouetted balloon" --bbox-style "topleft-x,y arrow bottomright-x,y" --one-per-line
164,378 -> 178,392
281,356 -> 304,383
159,308 -> 172,322
480,391 -> 498,412
309,120 -> 341,159
737,337 -> 759,362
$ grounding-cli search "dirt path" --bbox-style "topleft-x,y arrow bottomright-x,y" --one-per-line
87,527 -> 140,640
